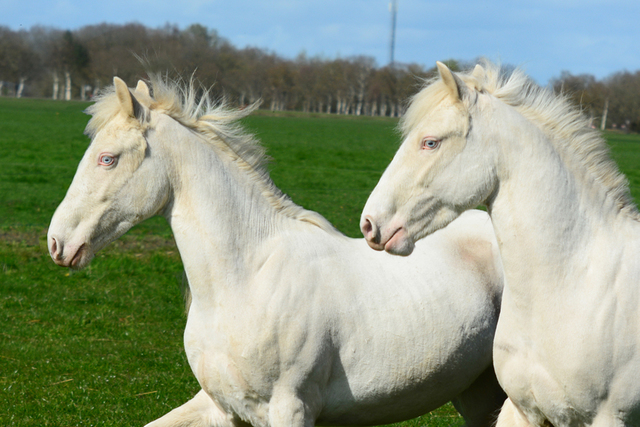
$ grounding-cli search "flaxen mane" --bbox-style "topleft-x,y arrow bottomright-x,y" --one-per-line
85,75 -> 340,234
403,60 -> 639,219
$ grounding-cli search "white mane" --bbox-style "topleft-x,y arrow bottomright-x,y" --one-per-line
86,75 -> 340,234
402,60 -> 639,220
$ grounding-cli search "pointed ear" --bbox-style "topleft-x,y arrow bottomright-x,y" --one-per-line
471,64 -> 485,91
436,61 -> 461,100
135,80 -> 151,98
114,77 -> 145,120
436,61 -> 475,104
114,77 -> 134,117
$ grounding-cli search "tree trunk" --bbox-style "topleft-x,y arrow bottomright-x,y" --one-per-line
16,77 -> 26,98
398,102 -> 406,117
356,84 -> 365,116
380,98 -> 388,117
64,71 -> 72,101
52,72 -> 59,100
600,98 -> 609,131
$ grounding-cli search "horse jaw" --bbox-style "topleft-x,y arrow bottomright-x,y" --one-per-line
361,194 -> 460,257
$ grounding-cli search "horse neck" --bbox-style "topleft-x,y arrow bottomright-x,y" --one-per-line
158,119 -> 290,300
485,102 -> 622,296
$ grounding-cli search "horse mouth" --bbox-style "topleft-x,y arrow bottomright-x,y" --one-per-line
384,227 -> 415,256
50,241 -> 91,269
69,243 -> 87,268
361,217 -> 415,256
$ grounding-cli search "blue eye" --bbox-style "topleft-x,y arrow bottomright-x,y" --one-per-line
421,138 -> 441,150
99,154 -> 117,166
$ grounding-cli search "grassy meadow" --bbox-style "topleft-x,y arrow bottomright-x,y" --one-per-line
2,96 -> 640,427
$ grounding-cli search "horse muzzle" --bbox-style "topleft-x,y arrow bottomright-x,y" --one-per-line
48,235 -> 92,269
361,215 -> 415,256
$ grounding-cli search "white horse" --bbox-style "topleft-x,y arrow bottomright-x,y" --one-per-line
361,60 -> 640,427
47,76 -> 505,427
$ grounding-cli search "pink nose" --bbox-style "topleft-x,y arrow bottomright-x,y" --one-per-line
49,236 -> 62,261
361,216 -> 376,241
361,216 -> 384,251
48,236 -> 86,268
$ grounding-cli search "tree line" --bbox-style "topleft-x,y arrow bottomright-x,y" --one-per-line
551,70 -> 640,132
1,22 -> 639,129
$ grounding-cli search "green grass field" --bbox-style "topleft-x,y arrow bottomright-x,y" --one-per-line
2,97 -> 640,426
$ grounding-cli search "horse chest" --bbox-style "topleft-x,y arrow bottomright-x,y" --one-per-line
494,316 -> 615,425
183,307 -> 279,426
494,259 -> 640,425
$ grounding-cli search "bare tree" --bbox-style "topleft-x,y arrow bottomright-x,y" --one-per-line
4,22 -> 639,126
0,27 -> 39,97
553,71 -> 612,130
605,71 -> 640,132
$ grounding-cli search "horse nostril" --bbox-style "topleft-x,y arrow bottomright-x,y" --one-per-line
362,219 -> 371,234
50,237 -> 58,258
361,216 -> 380,244
49,236 -> 65,261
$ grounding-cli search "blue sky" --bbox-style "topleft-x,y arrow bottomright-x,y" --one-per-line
2,0 -> 639,85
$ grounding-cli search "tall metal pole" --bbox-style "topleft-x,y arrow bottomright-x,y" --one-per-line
389,0 -> 398,67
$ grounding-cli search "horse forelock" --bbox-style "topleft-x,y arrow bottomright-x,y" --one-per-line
399,77 -> 450,138
85,75 -> 340,234
84,86 -> 123,139
404,60 -> 639,219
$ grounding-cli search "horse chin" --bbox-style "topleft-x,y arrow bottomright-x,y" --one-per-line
384,228 -> 415,256
65,243 -> 95,270
71,249 -> 95,270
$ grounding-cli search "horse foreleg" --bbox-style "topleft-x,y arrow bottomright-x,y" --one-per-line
451,365 -> 506,427
267,390 -> 316,427
495,398 -> 535,427
144,389 -> 250,427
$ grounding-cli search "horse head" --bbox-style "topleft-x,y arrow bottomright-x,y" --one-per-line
361,62 -> 498,255
48,78 -> 170,269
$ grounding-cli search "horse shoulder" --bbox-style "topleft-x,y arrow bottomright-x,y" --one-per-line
238,229 -> 345,351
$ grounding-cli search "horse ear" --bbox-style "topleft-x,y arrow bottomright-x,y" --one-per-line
436,61 -> 475,104
114,77 -> 135,117
135,80 -> 151,98
436,61 -> 461,100
114,77 -> 145,120
471,64 -> 485,91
